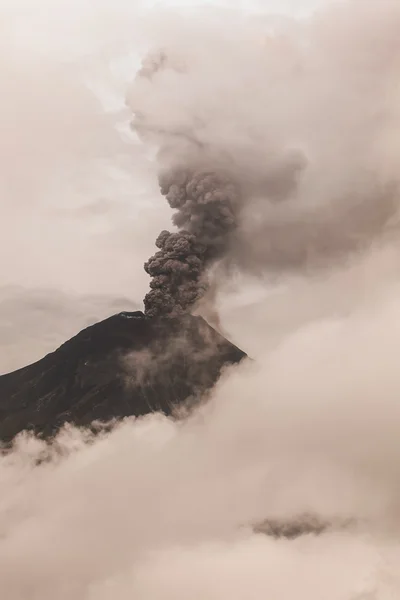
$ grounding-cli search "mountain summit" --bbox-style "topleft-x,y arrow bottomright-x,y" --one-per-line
0,311 -> 246,442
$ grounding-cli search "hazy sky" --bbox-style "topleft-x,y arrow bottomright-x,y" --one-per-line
142,0 -> 325,15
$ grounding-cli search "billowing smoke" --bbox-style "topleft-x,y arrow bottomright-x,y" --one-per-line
132,50 -> 241,317
143,169 -> 238,316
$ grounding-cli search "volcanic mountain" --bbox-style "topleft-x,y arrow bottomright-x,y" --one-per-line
0,311 -> 246,442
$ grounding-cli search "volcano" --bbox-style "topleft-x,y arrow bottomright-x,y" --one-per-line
0,311 -> 246,442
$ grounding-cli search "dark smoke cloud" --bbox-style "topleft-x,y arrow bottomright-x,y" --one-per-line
132,49 -> 239,317
132,48 -> 307,317
144,169 -> 238,316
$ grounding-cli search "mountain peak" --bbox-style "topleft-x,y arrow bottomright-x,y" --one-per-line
0,312 -> 246,442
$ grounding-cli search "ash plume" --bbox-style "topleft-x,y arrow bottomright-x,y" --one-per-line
143,169 -> 239,317
133,49 -> 241,318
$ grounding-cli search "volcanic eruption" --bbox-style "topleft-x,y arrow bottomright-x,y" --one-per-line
4,3 -> 400,598
132,51 -> 242,319
144,170 -> 239,317
0,49 -> 252,441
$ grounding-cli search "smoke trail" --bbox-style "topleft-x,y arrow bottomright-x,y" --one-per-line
143,169 -> 239,317
133,48 -> 305,318
131,50 -> 240,317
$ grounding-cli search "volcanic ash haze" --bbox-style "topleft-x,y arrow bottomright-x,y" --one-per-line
128,0 -> 400,291
3,0 -> 400,599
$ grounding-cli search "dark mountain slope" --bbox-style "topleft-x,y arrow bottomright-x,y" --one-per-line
0,311 -> 246,442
